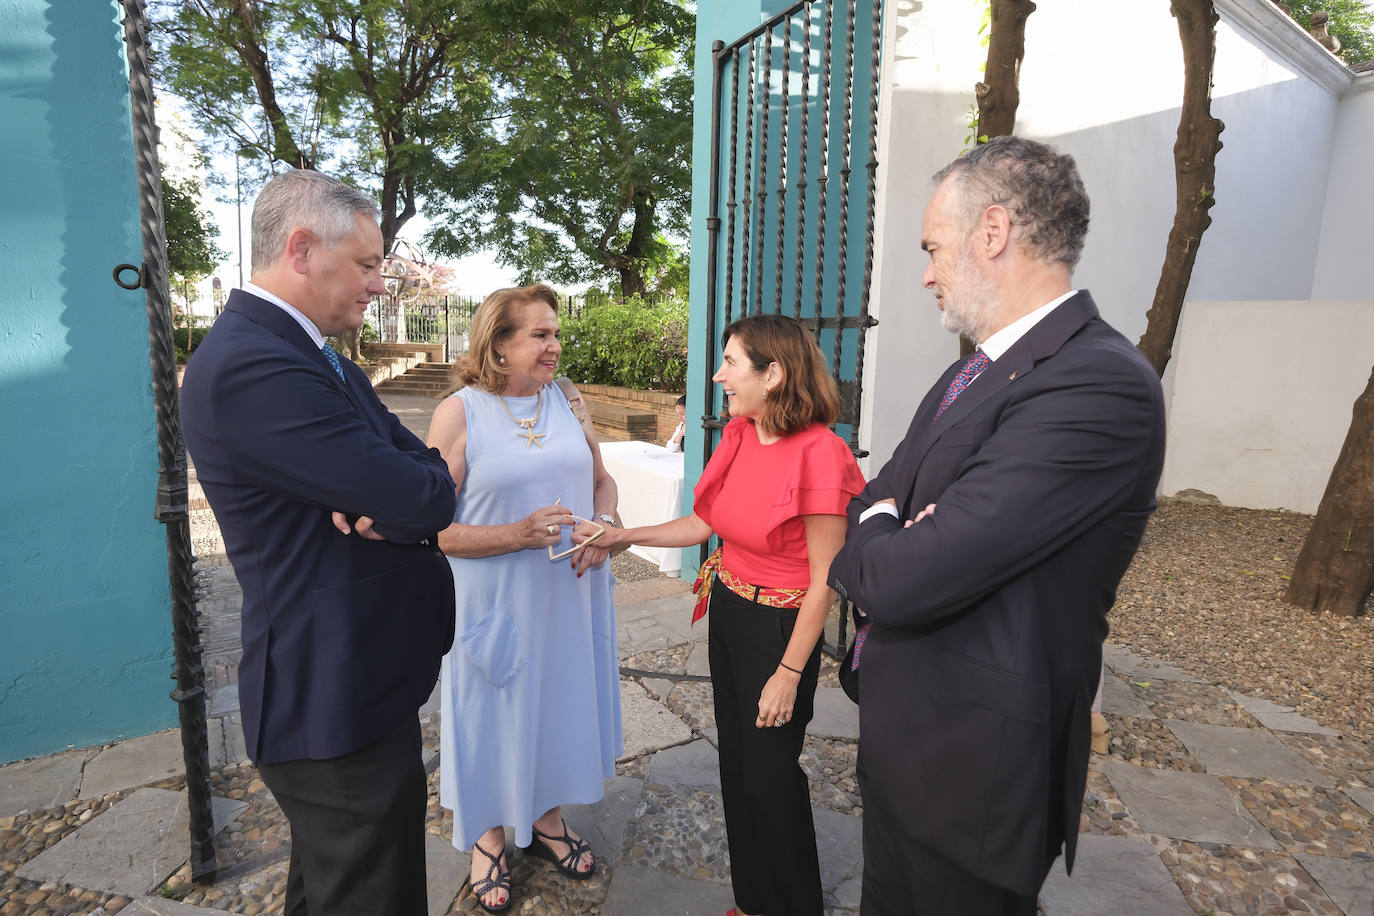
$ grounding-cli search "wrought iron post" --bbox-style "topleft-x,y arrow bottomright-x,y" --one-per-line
120,0 -> 217,883
702,0 -> 885,654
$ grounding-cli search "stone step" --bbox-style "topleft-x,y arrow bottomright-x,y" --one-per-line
586,401 -> 657,442
378,380 -> 451,394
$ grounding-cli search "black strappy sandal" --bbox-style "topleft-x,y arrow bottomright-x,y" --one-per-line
470,839 -> 513,914
522,818 -> 597,880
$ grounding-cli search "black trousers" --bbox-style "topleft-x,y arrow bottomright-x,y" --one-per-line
258,716 -> 428,916
860,793 -> 1039,916
709,579 -> 824,916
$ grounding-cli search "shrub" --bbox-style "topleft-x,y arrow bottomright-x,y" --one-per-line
174,325 -> 211,363
558,296 -> 687,390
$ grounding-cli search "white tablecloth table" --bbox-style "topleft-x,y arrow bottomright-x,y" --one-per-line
600,440 -> 685,576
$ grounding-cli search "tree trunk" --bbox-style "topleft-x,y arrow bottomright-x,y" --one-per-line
975,0 -> 1036,141
1286,364 -> 1374,617
1136,0 -> 1224,377
610,189 -> 654,298
963,0 -> 1036,357
226,0 -> 312,169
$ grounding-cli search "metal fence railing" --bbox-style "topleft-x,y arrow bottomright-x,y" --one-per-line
369,295 -> 479,362
368,292 -> 684,361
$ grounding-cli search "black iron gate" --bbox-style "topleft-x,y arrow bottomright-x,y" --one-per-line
701,0 -> 885,654
119,0 -> 217,882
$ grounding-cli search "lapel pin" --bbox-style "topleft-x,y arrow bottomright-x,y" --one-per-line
1008,371 -> 1018,380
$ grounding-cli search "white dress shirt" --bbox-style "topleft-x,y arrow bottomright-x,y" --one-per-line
242,281 -> 327,350
859,290 -> 1079,524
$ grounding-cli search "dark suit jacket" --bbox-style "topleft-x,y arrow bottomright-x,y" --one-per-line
181,289 -> 457,765
828,292 -> 1165,895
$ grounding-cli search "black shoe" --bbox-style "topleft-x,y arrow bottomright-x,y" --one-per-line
470,838 -> 513,913
522,818 -> 596,880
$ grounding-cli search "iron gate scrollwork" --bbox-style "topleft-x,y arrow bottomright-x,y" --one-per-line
119,0 -> 217,882
702,0 -> 884,655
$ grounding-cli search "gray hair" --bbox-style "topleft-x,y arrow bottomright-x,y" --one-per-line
932,136 -> 1090,270
250,169 -> 380,272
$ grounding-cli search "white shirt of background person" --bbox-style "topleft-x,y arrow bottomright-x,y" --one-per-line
665,397 -> 687,452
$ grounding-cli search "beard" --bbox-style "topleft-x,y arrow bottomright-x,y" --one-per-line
938,246 -> 998,343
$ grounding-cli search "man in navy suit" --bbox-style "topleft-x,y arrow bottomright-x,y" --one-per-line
181,169 -> 457,914
829,138 -> 1166,914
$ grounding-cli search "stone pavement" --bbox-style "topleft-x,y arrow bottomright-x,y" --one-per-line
4,389 -> 1373,914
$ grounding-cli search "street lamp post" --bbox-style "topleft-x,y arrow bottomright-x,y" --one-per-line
235,154 -> 243,288
234,147 -> 253,288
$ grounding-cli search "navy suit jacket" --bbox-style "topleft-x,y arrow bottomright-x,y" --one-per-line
828,292 -> 1165,895
181,289 -> 457,765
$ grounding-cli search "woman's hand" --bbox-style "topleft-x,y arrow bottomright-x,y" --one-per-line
755,666 -> 801,728
591,522 -> 632,552
517,504 -> 576,550
569,520 -> 610,576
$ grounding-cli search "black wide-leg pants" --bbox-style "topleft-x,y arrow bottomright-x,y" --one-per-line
258,716 -> 428,916
708,578 -> 824,916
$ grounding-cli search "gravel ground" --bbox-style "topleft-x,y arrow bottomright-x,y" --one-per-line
5,502 -> 1373,916
1109,500 -> 1374,745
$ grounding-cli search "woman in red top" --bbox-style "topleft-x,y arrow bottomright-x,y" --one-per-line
595,314 -> 865,916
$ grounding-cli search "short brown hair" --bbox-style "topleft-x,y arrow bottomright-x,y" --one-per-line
457,284 -> 560,391
722,314 -> 841,437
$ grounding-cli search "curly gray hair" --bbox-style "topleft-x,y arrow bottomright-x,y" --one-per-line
250,169 -> 380,272
932,136 -> 1090,270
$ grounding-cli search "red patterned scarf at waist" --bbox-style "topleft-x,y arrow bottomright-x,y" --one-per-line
690,545 -> 808,624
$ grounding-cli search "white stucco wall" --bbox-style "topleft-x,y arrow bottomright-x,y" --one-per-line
861,0 -> 1367,511
1159,300 -> 1374,513
1312,80 -> 1374,299
861,0 -> 989,474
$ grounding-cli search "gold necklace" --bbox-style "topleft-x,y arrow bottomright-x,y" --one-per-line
497,388 -> 547,449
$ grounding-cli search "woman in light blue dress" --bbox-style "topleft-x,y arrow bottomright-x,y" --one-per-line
427,285 -> 622,914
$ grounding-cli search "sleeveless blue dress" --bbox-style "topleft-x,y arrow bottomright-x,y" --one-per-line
438,384 -> 622,850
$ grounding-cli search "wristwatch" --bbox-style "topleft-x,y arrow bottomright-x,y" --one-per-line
594,513 -> 617,527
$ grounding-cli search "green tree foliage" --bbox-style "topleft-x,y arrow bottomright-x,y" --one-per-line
151,0 -> 493,251
162,174 -> 226,284
421,0 -> 694,297
1277,1 -> 1374,63
558,297 -> 688,389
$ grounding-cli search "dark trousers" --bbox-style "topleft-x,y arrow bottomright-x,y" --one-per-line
258,716 -> 428,916
709,579 -> 823,916
859,790 -> 1039,916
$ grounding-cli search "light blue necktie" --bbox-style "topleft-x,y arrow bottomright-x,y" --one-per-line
321,343 -> 347,384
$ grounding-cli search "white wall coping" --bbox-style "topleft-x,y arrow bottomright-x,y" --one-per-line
1216,0 -> 1356,95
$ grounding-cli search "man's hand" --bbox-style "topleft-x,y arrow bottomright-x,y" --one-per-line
332,511 -> 388,541
905,503 -> 937,527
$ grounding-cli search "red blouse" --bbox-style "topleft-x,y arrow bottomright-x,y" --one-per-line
693,418 -> 865,588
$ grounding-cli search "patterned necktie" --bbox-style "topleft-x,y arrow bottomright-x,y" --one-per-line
321,343 -> 347,384
935,348 -> 989,419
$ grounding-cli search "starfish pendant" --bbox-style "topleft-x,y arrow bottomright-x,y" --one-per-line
516,419 -> 546,449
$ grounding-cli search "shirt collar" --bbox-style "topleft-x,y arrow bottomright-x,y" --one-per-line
979,290 -> 1078,361
242,281 -> 326,349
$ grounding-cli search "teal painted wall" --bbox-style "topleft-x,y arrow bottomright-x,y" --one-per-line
0,0 -> 176,762
683,0 -> 880,575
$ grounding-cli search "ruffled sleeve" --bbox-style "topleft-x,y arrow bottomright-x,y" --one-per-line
762,425 -> 866,551
690,417 -> 748,528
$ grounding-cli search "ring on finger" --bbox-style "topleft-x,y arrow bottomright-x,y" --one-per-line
546,524 -> 559,535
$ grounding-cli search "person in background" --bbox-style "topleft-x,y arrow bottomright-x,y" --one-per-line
597,314 -> 865,916
665,394 -> 687,452
427,284 -> 622,914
